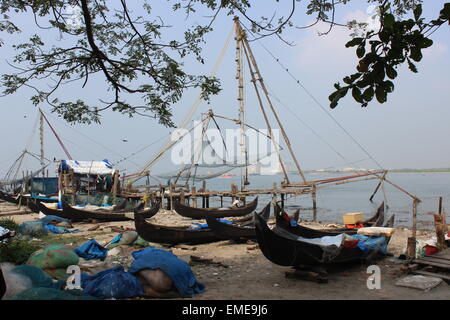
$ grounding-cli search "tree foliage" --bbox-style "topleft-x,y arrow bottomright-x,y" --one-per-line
0,1 -> 448,126
329,2 -> 450,108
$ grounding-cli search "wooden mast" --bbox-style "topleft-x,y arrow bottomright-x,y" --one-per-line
234,17 -> 291,185
235,19 -> 307,185
39,109 -> 45,176
235,19 -> 249,190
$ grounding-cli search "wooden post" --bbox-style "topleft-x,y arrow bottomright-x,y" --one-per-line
434,214 -> 446,250
435,196 -> 446,249
281,193 -> 285,209
180,189 -> 185,205
220,196 -> 223,208
112,170 -> 119,201
312,184 -> 317,222
407,199 -> 419,259
168,184 -> 173,210
160,188 -> 165,209
191,186 -> 197,208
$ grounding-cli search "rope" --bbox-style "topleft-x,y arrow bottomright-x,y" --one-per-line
261,83 -> 369,174
241,24 -> 385,171
40,110 -> 73,159
134,24 -> 235,179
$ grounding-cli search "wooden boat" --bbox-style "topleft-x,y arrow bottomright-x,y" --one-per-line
254,210 -> 392,267
205,202 -> 271,240
383,214 -> 395,228
61,202 -> 143,222
28,200 -> 144,222
274,202 -> 386,237
134,204 -> 222,245
0,191 -> 21,204
133,201 -> 160,220
27,200 -> 74,220
173,197 -> 258,219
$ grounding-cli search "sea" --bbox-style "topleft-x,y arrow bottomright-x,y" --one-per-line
199,172 -> 450,230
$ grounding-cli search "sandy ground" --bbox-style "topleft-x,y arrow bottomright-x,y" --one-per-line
1,201 -> 449,300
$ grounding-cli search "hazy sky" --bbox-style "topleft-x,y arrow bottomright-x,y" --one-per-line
0,1 -> 449,179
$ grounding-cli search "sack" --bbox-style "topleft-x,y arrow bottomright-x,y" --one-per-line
81,266 -> 143,299
27,245 -> 79,269
12,265 -> 64,289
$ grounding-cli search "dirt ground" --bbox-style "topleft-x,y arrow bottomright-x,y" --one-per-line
1,201 -> 449,300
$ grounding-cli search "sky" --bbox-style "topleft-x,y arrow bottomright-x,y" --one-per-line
0,0 -> 449,180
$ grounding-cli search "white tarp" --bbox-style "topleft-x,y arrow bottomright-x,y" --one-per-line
61,160 -> 115,175
296,233 -> 346,247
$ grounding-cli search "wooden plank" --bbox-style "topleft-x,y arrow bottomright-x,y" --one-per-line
418,256 -> 450,266
414,259 -> 450,269
413,270 -> 450,281
425,252 -> 450,261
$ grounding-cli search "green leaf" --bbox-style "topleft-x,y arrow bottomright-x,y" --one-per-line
383,14 -> 395,29
410,47 -> 423,62
363,86 -> 374,101
385,65 -> 397,80
375,85 -> 387,103
407,60 -> 418,73
439,3 -> 450,21
356,46 -> 365,58
413,5 -> 422,21
352,86 -> 364,103
345,37 -> 364,48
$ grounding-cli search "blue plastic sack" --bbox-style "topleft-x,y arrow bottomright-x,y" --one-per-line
75,239 -> 108,261
129,247 -> 205,297
351,234 -> 388,254
81,266 -> 143,299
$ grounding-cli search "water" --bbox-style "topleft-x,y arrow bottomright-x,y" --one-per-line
197,172 -> 450,230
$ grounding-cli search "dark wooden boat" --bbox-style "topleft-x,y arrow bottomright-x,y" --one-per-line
134,204 -> 222,245
61,202 -> 142,222
173,197 -> 258,219
254,210 -> 392,267
27,200 -> 74,219
28,200 -> 143,222
0,191 -> 21,204
133,201 -> 160,220
205,202 -> 271,240
383,214 -> 395,228
274,202 -> 385,237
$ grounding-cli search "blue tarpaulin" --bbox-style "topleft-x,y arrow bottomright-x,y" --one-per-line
81,266 -> 143,299
189,219 -> 234,230
19,215 -> 79,235
129,247 -> 205,297
75,239 -> 109,261
351,234 -> 389,254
